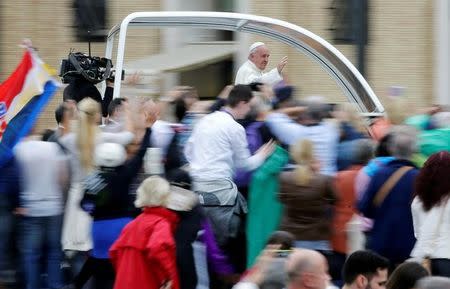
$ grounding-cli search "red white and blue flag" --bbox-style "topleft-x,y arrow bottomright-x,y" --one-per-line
0,48 -> 60,167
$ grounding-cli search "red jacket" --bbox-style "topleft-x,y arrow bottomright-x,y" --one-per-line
109,207 -> 179,289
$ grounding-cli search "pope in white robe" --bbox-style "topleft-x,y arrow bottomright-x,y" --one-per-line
235,42 -> 288,87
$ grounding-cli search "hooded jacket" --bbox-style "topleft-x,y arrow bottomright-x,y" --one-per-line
109,207 -> 179,289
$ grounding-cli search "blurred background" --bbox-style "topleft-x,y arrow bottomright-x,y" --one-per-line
0,0 -> 448,131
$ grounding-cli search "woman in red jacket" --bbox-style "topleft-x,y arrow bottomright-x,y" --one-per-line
109,176 -> 180,289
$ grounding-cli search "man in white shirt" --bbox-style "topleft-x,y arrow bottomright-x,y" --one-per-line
185,84 -> 274,270
235,42 -> 288,87
14,135 -> 70,289
185,84 -> 274,183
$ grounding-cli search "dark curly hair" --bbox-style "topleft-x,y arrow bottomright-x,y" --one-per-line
415,151 -> 450,212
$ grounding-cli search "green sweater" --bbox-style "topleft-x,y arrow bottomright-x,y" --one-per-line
405,114 -> 450,158
419,128 -> 450,157
246,146 -> 289,268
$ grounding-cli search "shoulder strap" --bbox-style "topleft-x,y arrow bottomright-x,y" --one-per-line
54,138 -> 69,154
373,166 -> 413,207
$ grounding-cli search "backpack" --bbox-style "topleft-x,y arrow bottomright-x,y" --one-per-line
80,170 -> 110,216
234,121 -> 264,188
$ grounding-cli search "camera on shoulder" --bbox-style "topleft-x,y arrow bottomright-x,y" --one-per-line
59,51 -> 123,84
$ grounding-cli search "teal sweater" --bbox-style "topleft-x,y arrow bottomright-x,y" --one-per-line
246,146 -> 289,268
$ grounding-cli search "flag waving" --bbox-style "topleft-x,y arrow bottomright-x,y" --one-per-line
0,47 -> 60,167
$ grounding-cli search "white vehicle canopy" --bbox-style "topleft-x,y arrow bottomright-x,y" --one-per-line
106,11 -> 384,116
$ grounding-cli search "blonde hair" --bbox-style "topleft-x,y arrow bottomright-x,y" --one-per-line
290,139 -> 314,186
76,98 -> 100,171
383,97 -> 416,125
336,102 -> 367,135
134,176 -> 171,208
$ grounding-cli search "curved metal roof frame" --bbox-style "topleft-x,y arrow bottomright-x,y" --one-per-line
106,11 -> 384,115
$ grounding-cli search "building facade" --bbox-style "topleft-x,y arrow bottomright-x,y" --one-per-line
0,0 -> 444,131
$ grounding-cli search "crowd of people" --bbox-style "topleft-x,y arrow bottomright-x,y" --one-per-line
0,41 -> 450,289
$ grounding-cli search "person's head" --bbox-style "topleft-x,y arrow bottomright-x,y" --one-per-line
273,86 -> 295,109
55,103 -> 72,127
78,97 -> 101,125
386,262 -> 429,289
174,86 -> 199,122
386,125 -> 418,160
267,231 -> 295,251
248,82 -> 273,112
107,97 -> 128,121
416,277 -> 450,289
249,42 -> 270,70
134,176 -> 171,208
299,97 -> 329,125
286,249 -> 330,289
246,93 -> 272,121
290,139 -> 319,186
77,97 -> 101,171
352,139 -> 375,166
415,151 -> 450,211
334,103 -> 367,135
375,133 -> 393,157
383,97 -> 412,125
250,82 -> 274,102
63,78 -> 104,115
430,112 -> 450,129
227,85 -> 254,119
342,250 -> 389,289
129,97 -> 159,130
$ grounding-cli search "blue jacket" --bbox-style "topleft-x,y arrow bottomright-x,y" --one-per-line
358,159 -> 419,264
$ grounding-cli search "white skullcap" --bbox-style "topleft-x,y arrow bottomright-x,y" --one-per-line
249,42 -> 265,54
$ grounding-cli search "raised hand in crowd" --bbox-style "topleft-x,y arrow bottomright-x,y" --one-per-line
277,56 -> 288,74
255,139 -> 276,160
218,84 -> 235,100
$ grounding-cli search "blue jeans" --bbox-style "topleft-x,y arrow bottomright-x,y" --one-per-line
0,208 -> 15,272
19,215 -> 63,289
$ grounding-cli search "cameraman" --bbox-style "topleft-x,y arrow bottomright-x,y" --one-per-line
63,77 -> 114,118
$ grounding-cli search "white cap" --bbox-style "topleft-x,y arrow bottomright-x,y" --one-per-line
249,42 -> 265,54
94,143 -> 127,167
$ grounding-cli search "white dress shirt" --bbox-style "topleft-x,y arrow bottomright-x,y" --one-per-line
184,111 -> 264,181
235,60 -> 283,86
411,197 -> 450,259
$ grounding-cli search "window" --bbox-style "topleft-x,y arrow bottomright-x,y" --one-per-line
73,0 -> 107,42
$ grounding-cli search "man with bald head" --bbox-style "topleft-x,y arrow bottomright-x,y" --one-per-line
416,277 -> 450,289
235,42 -> 288,86
285,249 -> 330,289
233,248 -> 330,289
